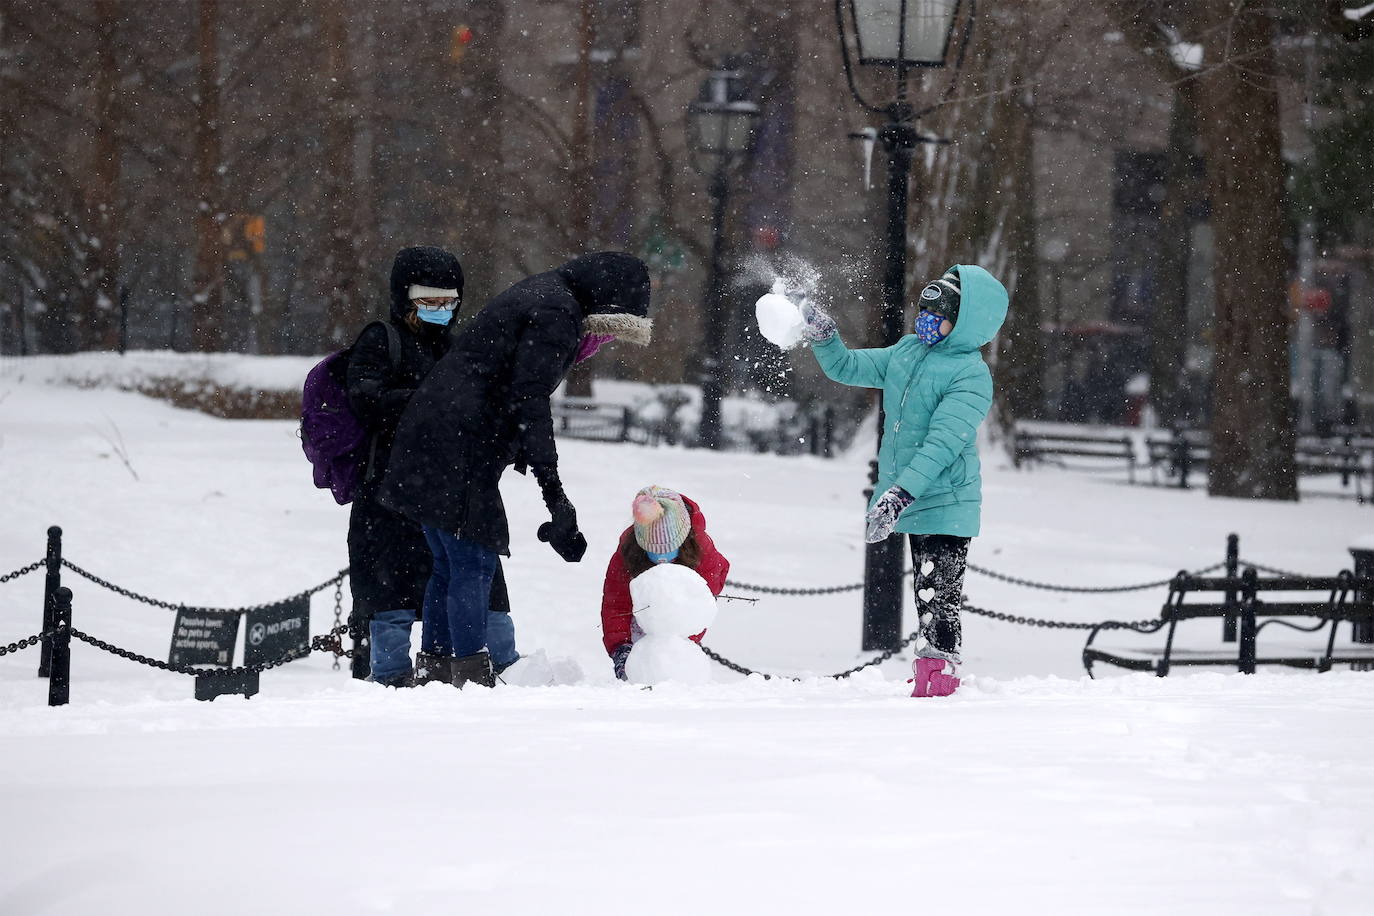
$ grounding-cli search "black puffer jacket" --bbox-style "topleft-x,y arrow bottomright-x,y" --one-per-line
345,246 -> 461,617
379,252 -> 651,556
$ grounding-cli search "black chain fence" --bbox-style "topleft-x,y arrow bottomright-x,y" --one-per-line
67,621 -> 357,679
0,633 -> 45,657
59,560 -> 348,615
696,600 -> 1169,680
0,560 -> 44,586
725,559 -> 1232,597
1,526 -> 1346,697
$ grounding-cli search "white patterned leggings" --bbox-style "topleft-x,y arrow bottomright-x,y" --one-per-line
909,534 -> 971,665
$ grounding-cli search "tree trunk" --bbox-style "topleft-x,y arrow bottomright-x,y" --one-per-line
563,0 -> 597,398
190,0 -> 224,352
1150,79 -> 1200,429
318,0 -> 363,347
1193,1 -> 1297,499
87,0 -> 123,351
451,0 -> 506,316
998,87 -> 1046,422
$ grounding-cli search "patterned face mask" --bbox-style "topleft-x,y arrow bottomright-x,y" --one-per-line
574,332 -> 616,365
914,310 -> 949,345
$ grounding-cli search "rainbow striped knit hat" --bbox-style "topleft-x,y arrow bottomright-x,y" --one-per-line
631,486 -> 692,555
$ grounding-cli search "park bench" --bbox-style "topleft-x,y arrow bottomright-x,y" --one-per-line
1145,429 -> 1210,487
1012,424 -> 1138,483
552,397 -> 635,443
1294,434 -> 1373,502
1146,428 -> 1372,500
1083,567 -> 1374,677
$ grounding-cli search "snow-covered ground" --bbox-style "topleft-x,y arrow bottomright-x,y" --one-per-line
2,363 -> 1373,915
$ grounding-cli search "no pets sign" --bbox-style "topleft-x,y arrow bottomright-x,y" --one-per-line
243,597 -> 310,667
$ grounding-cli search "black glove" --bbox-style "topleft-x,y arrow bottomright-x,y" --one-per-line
537,496 -> 588,562
611,643 -> 632,681
531,462 -> 587,562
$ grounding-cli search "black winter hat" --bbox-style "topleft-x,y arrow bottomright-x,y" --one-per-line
919,268 -> 961,325
557,251 -> 653,345
388,246 -> 464,321
557,252 -> 651,319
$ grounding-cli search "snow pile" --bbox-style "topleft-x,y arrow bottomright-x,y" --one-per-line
1,350 -> 320,394
2,379 -> 1374,913
625,563 -> 717,685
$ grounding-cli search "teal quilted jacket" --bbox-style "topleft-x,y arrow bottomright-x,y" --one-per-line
812,264 -> 1008,538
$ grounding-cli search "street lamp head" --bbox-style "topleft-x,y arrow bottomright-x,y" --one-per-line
846,0 -> 962,67
687,63 -> 761,175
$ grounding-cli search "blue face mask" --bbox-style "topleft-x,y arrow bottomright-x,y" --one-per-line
646,548 -> 680,564
914,310 -> 948,345
416,308 -> 453,326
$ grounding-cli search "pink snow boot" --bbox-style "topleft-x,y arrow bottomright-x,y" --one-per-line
911,657 -> 960,698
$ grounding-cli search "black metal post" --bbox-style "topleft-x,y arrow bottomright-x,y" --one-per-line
860,113 -> 916,652
39,526 -> 62,678
118,285 -> 131,355
1174,432 -> 1190,489
1238,569 -> 1258,675
698,166 -> 732,450
1222,532 -> 1239,643
349,613 -> 371,681
48,587 -> 72,706
1350,544 -> 1374,644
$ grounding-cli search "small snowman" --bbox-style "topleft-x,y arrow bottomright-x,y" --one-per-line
625,563 -> 718,686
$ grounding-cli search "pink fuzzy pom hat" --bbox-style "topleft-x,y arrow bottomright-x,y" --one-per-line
631,485 -> 691,555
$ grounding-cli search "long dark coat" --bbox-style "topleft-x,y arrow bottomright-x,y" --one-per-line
345,247 -> 459,617
379,252 -> 651,556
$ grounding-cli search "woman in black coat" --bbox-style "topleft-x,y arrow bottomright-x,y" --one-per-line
380,251 -> 653,688
347,245 -> 519,688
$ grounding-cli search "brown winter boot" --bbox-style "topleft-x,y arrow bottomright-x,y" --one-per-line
448,651 -> 496,689
414,652 -> 450,686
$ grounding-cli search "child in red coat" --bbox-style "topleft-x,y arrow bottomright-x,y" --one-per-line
601,485 -> 730,680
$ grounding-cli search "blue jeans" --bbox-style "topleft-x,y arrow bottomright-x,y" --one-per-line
370,609 -> 517,682
422,528 -> 498,658
370,609 -> 418,685
487,612 -> 519,671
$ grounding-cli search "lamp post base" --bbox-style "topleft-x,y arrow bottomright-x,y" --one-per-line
862,534 -> 906,651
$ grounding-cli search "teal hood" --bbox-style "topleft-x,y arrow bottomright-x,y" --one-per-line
940,264 -> 1008,354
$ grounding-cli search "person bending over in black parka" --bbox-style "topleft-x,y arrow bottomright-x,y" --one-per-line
346,245 -> 515,688
380,251 -> 653,688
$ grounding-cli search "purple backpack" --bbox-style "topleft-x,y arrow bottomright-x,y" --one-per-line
300,321 -> 400,505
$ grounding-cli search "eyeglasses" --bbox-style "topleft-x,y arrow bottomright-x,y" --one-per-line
412,297 -> 458,312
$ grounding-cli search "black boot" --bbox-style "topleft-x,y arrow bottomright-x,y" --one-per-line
414,652 -> 450,686
449,651 -> 495,689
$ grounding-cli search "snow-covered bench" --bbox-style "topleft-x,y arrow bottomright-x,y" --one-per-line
1012,425 -> 1138,482
552,398 -> 635,443
1082,568 -> 1374,677
1147,427 -> 1372,498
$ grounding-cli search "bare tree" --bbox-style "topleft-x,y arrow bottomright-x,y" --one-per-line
1190,0 -> 1296,499
190,0 -> 226,352
1106,0 -> 1298,497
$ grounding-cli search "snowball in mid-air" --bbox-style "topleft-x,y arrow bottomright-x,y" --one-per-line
754,280 -> 806,350
628,563 -> 717,635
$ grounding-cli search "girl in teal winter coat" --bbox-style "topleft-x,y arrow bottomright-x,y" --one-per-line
801,265 -> 1008,697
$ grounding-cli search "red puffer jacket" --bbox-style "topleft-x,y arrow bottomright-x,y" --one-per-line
600,495 -> 730,655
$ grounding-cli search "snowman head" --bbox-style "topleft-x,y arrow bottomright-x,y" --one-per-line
628,563 -> 718,636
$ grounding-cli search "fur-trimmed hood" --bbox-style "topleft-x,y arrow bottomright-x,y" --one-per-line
557,251 -> 653,345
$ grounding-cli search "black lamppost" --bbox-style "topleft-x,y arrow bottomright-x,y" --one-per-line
688,62 -> 760,450
836,0 -> 974,650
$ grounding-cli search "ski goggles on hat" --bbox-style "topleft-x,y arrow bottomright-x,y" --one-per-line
918,276 -> 960,320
